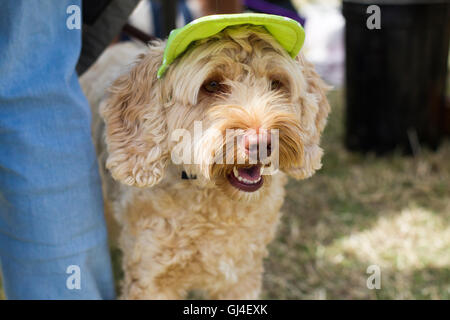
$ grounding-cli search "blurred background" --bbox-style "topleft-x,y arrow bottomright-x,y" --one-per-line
1,0 -> 449,299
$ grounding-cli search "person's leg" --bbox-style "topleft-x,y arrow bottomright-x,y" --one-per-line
0,0 -> 115,299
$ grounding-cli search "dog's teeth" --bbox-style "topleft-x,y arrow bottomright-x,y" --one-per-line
260,167 -> 264,175
233,166 -> 239,178
232,166 -> 262,184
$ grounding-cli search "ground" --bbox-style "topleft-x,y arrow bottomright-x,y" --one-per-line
1,90 -> 449,300
261,90 -> 450,299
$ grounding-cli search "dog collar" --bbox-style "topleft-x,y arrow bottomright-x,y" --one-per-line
181,171 -> 197,180
157,13 -> 305,78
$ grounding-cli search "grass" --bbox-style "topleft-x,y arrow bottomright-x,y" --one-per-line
0,90 -> 449,299
262,90 -> 450,299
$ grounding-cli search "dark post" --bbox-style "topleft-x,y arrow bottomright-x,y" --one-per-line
343,0 -> 450,154
162,0 -> 177,38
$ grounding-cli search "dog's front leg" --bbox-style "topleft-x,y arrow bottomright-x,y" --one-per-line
210,269 -> 263,300
118,225 -> 193,300
119,255 -> 186,300
120,279 -> 181,300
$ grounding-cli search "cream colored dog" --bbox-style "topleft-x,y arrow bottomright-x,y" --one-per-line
81,25 -> 330,299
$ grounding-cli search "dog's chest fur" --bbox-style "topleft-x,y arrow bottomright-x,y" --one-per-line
109,167 -> 288,287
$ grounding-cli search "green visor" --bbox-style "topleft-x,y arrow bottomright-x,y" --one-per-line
157,13 -> 305,78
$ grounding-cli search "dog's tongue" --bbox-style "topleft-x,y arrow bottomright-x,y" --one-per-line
238,165 -> 261,182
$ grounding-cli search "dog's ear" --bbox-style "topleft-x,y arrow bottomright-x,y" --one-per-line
100,41 -> 169,187
287,53 -> 331,180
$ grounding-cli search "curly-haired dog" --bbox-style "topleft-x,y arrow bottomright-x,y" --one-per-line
81,25 -> 330,299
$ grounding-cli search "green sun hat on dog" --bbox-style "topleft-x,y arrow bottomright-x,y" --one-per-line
157,13 -> 305,78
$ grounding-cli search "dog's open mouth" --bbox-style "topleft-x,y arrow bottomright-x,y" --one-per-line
227,165 -> 263,192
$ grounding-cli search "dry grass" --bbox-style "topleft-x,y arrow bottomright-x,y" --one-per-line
262,90 -> 450,299
0,90 -> 449,299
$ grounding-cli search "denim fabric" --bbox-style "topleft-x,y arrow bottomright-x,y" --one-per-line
0,1 -> 115,299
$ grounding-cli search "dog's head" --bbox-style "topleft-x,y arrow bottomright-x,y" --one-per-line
101,26 -> 330,201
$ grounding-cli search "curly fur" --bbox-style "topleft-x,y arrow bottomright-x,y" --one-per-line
80,25 -> 330,299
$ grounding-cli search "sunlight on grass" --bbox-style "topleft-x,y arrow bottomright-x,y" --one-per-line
323,207 -> 450,299
330,207 -> 450,271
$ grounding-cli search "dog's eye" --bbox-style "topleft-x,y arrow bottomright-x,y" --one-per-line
270,80 -> 283,91
203,80 -> 222,93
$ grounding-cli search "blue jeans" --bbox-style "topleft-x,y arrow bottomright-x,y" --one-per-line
0,1 -> 115,299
